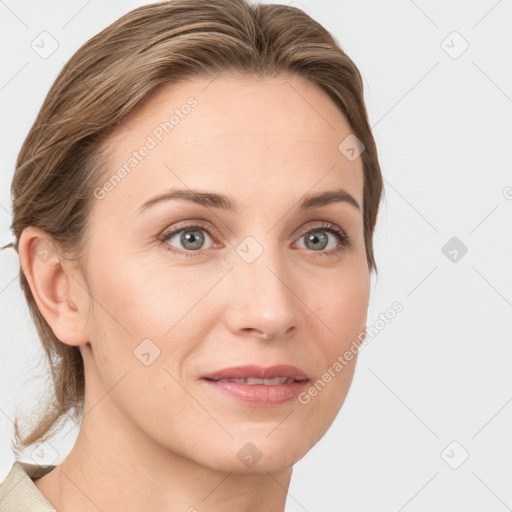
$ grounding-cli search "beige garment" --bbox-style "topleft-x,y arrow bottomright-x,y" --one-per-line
0,461 -> 56,511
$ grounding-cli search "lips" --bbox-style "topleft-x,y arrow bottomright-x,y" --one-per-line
201,364 -> 309,382
200,365 -> 310,406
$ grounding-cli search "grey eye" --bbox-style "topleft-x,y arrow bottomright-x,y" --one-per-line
167,228 -> 212,251
297,230 -> 339,251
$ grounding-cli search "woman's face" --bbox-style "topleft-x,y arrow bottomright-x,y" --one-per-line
78,73 -> 369,472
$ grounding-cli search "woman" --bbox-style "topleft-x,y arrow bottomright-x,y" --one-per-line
0,0 -> 383,510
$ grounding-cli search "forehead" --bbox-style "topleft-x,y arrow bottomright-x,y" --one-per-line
95,73 -> 364,216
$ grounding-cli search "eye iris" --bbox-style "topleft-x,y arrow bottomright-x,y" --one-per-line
305,231 -> 328,251
181,230 -> 205,250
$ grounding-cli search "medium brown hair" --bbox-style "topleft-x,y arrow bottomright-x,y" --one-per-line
5,0 -> 383,457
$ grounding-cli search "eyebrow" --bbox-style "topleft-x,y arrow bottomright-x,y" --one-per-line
136,187 -> 360,214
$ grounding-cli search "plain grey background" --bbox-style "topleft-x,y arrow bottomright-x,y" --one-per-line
1,1 -> 511,510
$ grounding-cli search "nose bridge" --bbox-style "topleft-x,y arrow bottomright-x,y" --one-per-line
227,232 -> 298,338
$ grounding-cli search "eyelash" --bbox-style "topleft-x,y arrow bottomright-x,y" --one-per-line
157,220 -> 351,258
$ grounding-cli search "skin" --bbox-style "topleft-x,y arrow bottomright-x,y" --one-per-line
20,72 -> 370,512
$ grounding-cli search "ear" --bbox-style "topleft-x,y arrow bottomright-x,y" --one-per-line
18,226 -> 90,346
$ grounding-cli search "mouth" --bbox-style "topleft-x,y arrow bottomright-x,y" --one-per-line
201,364 -> 309,382
206,376 -> 305,385
200,365 -> 310,406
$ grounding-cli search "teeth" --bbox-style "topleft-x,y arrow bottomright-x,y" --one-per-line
216,377 -> 294,385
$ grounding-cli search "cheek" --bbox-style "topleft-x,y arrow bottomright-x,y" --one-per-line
314,262 -> 370,342
83,267 -> 204,448
86,244 -> 204,339
303,265 -> 369,423
83,248 -> 216,393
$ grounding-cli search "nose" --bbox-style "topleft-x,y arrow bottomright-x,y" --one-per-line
224,244 -> 299,341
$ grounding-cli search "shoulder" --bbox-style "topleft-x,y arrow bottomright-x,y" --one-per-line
0,461 -> 56,511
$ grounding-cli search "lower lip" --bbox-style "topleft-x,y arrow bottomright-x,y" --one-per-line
202,379 -> 309,407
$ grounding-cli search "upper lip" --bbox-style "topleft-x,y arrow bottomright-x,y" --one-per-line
201,365 -> 309,381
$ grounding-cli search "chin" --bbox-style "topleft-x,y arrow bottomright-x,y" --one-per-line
196,433 -> 312,474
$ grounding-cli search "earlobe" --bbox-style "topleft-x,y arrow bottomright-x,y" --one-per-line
18,227 -> 89,347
